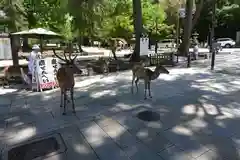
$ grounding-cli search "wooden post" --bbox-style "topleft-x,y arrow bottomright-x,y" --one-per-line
10,35 -> 19,66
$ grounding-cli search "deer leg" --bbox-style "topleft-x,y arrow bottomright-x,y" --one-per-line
148,82 -> 152,98
135,78 -> 139,93
60,89 -> 63,108
131,75 -> 135,94
70,88 -> 76,114
144,80 -> 147,100
62,91 -> 67,115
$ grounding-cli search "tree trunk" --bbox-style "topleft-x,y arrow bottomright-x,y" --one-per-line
130,0 -> 143,62
22,37 -> 29,52
192,0 -> 204,30
178,0 -> 204,55
77,36 -> 84,52
110,40 -> 118,60
10,35 -> 19,66
178,0 -> 194,56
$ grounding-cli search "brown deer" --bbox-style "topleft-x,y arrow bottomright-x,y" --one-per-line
53,49 -> 82,115
1,66 -> 28,88
131,63 -> 169,99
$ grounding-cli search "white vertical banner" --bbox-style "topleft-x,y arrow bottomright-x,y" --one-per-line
50,58 -> 60,86
140,37 -> 149,56
36,58 -> 58,91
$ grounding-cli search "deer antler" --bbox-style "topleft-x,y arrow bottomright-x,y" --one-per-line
53,49 -> 68,62
63,50 -> 70,63
67,43 -> 78,62
68,43 -> 72,61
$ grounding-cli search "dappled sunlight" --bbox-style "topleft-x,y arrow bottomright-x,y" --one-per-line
82,123 -> 106,148
6,126 -> 36,145
171,125 -> 193,136
215,120 -> 226,128
185,118 -> 208,131
0,88 -> 18,95
201,103 -> 219,115
230,80 -> 240,85
195,78 -> 214,83
181,104 -> 197,115
90,89 -> 117,98
102,124 -> 125,139
74,144 -> 91,154
115,103 -> 132,111
101,76 -> 119,84
169,67 -> 207,75
74,75 -> 102,88
215,106 -> 235,119
5,116 -> 28,128
191,81 -> 231,95
158,74 -> 178,81
136,128 -> 150,139
40,94 -> 53,101
145,121 -> 163,129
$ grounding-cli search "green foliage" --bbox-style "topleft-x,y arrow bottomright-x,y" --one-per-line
195,0 -> 240,41
60,13 -> 74,42
1,0 -> 27,31
4,0 -> 176,41
142,0 -> 166,31
22,0 -> 64,30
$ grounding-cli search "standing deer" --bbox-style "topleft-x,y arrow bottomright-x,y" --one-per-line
131,63 -> 169,99
53,49 -> 82,115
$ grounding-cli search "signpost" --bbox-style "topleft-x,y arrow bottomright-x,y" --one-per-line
210,0 -> 217,70
140,36 -> 149,56
32,57 -> 59,92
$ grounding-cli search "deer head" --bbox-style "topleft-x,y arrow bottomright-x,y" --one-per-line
155,65 -> 169,74
53,49 -> 82,75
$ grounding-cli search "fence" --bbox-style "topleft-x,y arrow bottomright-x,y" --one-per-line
149,52 -> 175,66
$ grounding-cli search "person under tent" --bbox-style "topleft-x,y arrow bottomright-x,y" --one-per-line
27,44 -> 42,82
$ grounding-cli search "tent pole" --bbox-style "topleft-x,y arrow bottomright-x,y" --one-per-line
40,36 -> 43,54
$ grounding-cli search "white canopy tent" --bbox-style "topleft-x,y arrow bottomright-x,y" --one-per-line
11,28 -> 61,53
12,28 -> 60,37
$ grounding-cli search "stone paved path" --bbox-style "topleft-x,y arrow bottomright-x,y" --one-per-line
1,53 -> 240,160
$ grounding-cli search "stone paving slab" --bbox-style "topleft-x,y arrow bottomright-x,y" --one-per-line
43,153 -> 68,160
196,149 -> 225,160
1,54 -> 240,159
136,127 -> 174,152
91,138 -> 130,160
159,145 -> 193,160
123,140 -> 163,160
163,127 -> 209,159
98,118 -> 140,149
193,131 -> 240,160
59,126 -> 99,160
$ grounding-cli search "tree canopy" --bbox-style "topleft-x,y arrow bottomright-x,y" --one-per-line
1,0 -> 240,55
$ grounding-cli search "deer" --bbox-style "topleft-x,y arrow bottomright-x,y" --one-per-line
53,49 -> 82,115
131,62 -> 169,99
1,66 -> 28,88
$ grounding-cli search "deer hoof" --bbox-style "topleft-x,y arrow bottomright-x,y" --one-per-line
149,96 -> 152,98
144,97 -> 147,100
60,105 -> 63,108
62,112 -> 66,115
